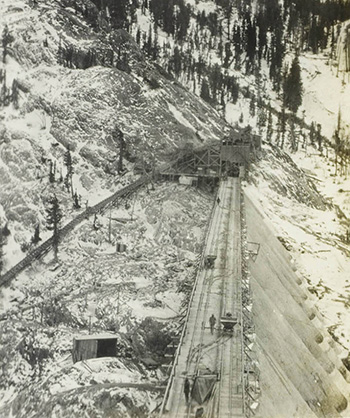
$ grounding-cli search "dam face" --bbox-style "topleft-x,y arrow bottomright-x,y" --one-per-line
244,193 -> 350,418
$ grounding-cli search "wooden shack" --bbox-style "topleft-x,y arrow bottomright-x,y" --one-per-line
116,242 -> 127,253
72,334 -> 119,363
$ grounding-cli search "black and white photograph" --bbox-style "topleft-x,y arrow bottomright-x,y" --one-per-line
1,0 -> 350,416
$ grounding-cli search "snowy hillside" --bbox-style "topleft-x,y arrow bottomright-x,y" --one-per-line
0,1 -> 227,415
1,0 -> 350,416
300,53 -> 350,139
0,181 -> 214,417
0,0 -> 226,273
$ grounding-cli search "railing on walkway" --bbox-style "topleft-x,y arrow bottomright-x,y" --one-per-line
158,187 -> 219,416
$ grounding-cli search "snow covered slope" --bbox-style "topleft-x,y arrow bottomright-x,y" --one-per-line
0,0 -> 225,273
1,0 -> 350,416
0,182 -> 214,417
0,0 -> 226,415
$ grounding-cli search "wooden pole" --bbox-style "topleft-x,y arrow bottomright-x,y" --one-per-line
117,287 -> 120,314
131,192 -> 136,221
108,208 -> 112,243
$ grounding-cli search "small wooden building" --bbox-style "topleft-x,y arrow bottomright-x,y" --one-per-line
116,242 -> 127,253
72,334 -> 119,363
179,175 -> 198,186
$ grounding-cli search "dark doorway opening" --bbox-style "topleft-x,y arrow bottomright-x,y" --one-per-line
97,339 -> 117,358
231,165 -> 240,177
225,162 -> 240,177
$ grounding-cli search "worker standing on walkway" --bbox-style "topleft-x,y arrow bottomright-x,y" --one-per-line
184,377 -> 190,403
209,314 -> 216,334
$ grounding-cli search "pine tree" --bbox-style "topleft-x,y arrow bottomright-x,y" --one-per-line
152,28 -> 160,61
309,16 -> 319,54
49,161 -> 55,183
64,147 -> 73,176
172,47 -> 182,77
200,79 -> 211,103
227,76 -> 239,104
149,0 -> 163,26
144,25 -> 153,57
316,123 -> 322,153
301,126 -> 307,150
12,79 -> 19,109
2,25 -> 14,64
277,105 -> 287,148
0,70 -> 8,107
209,64 -> 222,102
246,19 -> 257,72
257,107 -> 267,136
257,10 -> 268,61
108,0 -> 129,29
288,118 -> 298,152
113,126 -> 125,174
73,192 -> 81,209
269,10 -> 285,91
223,42 -> 232,68
64,176 -> 70,193
208,12 -> 218,37
163,0 -> 174,35
175,0 -> 191,42
283,56 -> 303,113
249,96 -> 256,117
310,122 -> 316,146
32,224 -> 41,244
266,107 -> 273,142
93,213 -> 99,230
64,146 -> 74,195
46,195 -> 62,262
136,27 -> 141,45
219,0 -> 234,37
220,90 -> 226,116
233,23 -> 242,70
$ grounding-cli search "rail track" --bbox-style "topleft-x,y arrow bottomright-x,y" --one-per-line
215,179 -> 244,418
160,177 -> 245,418
2,170 -> 247,416
181,178 -> 231,418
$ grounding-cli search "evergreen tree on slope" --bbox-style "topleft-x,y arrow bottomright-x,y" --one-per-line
64,146 -> 74,196
46,195 -> 62,262
283,55 -> 303,113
